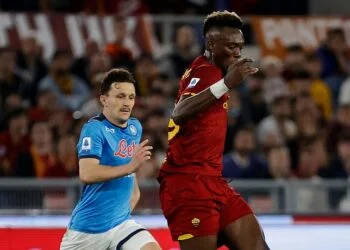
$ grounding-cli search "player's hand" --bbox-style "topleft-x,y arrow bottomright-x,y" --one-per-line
224,58 -> 259,89
129,139 -> 153,172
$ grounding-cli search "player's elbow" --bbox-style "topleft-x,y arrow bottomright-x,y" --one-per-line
79,171 -> 94,184
79,165 -> 95,184
172,109 -> 185,125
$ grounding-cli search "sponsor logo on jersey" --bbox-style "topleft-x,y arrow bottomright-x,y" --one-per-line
114,139 -> 136,158
129,124 -> 137,135
188,78 -> 200,88
105,126 -> 115,133
82,137 -> 91,151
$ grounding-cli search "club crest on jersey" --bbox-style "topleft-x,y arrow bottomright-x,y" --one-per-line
191,218 -> 200,227
129,124 -> 137,135
114,139 -> 136,158
188,78 -> 200,88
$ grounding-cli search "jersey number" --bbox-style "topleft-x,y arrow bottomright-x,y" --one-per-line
168,118 -> 180,141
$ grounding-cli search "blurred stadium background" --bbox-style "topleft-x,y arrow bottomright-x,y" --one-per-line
1,0 -> 350,249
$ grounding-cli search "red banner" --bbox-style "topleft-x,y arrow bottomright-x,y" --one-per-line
250,16 -> 350,57
0,228 -> 229,250
0,13 -> 158,60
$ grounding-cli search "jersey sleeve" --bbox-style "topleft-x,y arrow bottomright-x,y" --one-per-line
77,121 -> 104,160
181,65 -> 222,97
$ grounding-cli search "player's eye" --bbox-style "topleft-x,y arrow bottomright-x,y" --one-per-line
116,94 -> 125,99
129,95 -> 135,100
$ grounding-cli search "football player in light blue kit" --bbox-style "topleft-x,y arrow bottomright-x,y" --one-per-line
60,69 -> 161,250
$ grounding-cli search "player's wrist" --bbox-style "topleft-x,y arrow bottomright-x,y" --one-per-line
126,162 -> 136,175
209,79 -> 229,99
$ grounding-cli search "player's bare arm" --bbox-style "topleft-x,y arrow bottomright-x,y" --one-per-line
130,180 -> 141,211
79,139 -> 152,184
172,58 -> 258,125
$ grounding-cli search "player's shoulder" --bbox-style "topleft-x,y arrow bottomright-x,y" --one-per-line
190,56 -> 221,74
83,114 -> 106,130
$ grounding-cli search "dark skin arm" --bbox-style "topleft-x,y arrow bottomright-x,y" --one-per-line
172,58 -> 258,125
172,89 -> 217,125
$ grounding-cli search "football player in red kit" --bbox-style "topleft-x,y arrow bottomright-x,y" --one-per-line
157,11 -> 270,250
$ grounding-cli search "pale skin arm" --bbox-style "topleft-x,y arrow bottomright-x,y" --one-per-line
79,139 -> 152,184
130,179 -> 140,211
79,158 -> 134,184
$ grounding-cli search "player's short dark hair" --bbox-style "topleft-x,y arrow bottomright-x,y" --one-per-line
203,11 -> 243,36
100,68 -> 136,95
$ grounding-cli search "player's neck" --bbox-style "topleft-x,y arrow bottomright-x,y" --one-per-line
204,50 -> 225,72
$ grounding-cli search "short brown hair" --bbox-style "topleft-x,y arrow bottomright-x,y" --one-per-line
100,68 -> 136,95
203,11 -> 243,36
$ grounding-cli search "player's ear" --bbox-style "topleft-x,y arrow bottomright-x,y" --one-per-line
206,38 -> 214,53
100,95 -> 107,106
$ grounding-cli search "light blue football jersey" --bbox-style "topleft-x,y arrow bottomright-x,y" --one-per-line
69,113 -> 142,233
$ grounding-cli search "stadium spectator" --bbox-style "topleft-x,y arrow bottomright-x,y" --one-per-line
261,55 -> 289,104
0,47 -> 25,119
223,126 -> 270,179
28,90 -> 56,123
325,91 -> 350,155
240,71 -> 269,125
79,73 -> 104,118
105,17 -> 135,70
38,50 -> 90,111
257,91 -> 297,148
134,53 -> 159,96
282,44 -> 306,81
294,136 -> 329,212
267,146 -> 291,180
54,134 -> 78,177
16,33 -> 48,105
305,53 -> 333,120
169,25 -> 200,78
317,28 -> 350,79
14,121 -> 55,177
71,39 -> 100,86
0,108 -> 30,176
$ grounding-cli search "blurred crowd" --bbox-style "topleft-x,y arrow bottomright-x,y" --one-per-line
1,15 -> 350,209
0,0 -> 307,15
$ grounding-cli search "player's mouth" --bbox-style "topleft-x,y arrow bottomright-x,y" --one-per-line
120,108 -> 130,114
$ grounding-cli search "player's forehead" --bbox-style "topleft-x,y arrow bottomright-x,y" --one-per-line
109,82 -> 135,95
208,27 -> 244,44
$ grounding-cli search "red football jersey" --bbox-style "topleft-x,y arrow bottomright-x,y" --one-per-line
160,56 -> 229,176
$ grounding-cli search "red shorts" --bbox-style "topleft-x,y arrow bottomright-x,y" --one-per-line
158,172 -> 253,241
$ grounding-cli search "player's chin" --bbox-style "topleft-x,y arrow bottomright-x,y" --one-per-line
119,112 -> 131,121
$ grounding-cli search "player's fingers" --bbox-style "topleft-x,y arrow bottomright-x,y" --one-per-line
234,58 -> 254,66
142,151 -> 152,157
142,146 -> 153,151
139,139 -> 149,147
137,146 -> 152,156
247,67 -> 259,74
241,66 -> 258,73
